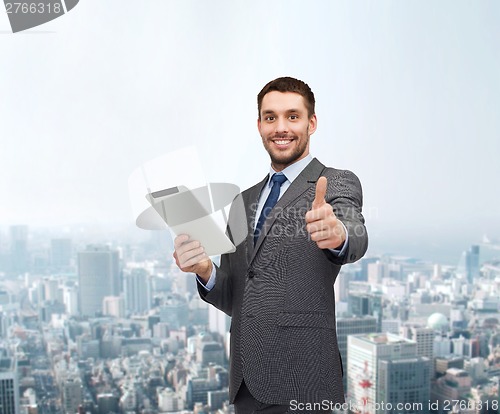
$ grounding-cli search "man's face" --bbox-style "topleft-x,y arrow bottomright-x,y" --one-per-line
258,91 -> 317,172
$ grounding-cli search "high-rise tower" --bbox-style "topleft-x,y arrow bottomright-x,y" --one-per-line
78,245 -> 120,317
0,358 -> 20,414
347,333 -> 430,414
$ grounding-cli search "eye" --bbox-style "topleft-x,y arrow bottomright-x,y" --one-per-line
289,115 -> 298,120
265,116 -> 275,122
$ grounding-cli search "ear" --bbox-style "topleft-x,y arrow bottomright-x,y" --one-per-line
308,114 -> 318,135
257,117 -> 262,134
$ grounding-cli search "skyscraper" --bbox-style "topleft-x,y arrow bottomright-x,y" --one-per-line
457,244 -> 480,284
61,377 -> 83,414
348,292 -> 383,331
40,277 -> 63,303
0,358 -> 20,414
336,315 -> 377,393
159,294 -> 189,330
50,238 -> 72,271
62,284 -> 79,316
377,357 -> 430,411
102,296 -> 125,318
359,257 -> 379,282
430,368 -> 472,409
466,245 -> 480,284
78,245 -> 120,317
123,268 -> 151,314
334,268 -> 353,302
400,324 -> 434,360
9,225 -> 28,275
347,333 -> 430,414
367,261 -> 389,285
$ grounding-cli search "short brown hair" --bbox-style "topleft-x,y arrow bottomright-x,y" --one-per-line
257,77 -> 315,119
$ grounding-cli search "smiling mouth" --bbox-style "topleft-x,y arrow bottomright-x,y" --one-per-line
272,138 -> 295,146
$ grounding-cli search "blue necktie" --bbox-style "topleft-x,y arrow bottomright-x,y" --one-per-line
254,173 -> 287,244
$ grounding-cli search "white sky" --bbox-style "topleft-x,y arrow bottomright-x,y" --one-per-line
1,1 -> 499,255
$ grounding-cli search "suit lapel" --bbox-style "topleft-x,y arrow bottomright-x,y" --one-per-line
245,174 -> 269,264
250,158 -> 326,264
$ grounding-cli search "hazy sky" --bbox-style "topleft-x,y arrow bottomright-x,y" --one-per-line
1,1 -> 499,259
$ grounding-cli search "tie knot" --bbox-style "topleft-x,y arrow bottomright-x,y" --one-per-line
271,173 -> 287,186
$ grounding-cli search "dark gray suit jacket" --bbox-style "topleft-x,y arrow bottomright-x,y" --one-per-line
198,158 -> 368,405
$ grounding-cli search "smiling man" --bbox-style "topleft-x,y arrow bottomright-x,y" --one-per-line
174,77 -> 368,413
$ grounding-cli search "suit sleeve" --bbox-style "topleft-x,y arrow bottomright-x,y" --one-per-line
323,169 -> 368,265
197,256 -> 233,317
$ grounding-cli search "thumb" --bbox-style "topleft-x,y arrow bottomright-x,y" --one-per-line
312,176 -> 327,209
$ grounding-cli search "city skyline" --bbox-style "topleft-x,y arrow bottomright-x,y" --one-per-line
0,221 -> 499,412
2,221 -> 499,268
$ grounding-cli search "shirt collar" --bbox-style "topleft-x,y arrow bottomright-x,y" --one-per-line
267,154 -> 313,187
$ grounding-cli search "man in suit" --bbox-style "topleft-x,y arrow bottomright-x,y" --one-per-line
174,77 -> 368,413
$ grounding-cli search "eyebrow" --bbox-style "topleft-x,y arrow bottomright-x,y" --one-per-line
261,109 -> 301,115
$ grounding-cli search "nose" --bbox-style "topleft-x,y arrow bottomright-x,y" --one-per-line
275,117 -> 288,134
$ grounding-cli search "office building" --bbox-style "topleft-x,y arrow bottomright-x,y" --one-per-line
9,225 -> 28,275
367,261 -> 389,284
434,355 -> 464,377
77,335 -> 100,359
119,386 -> 137,412
431,368 -> 472,409
347,333 -> 430,414
348,292 -> 383,331
97,393 -> 119,414
457,245 -> 480,284
157,387 -> 184,411
400,324 -> 434,360
123,268 -> 152,314
377,357 -> 430,412
40,277 -> 63,303
335,268 -> 353,302
186,377 -> 220,409
359,257 -> 379,282
62,377 -> 83,414
466,245 -> 480,284
0,311 -> 8,338
0,358 -> 20,414
190,295 -> 209,326
159,294 -> 189,330
197,342 -> 225,367
336,315 -> 377,392
78,245 -> 120,317
208,389 -> 230,410
50,238 -> 72,270
102,296 -> 125,318
62,284 -> 79,316
381,319 -> 400,334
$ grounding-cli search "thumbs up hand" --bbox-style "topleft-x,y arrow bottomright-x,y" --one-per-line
305,176 -> 346,249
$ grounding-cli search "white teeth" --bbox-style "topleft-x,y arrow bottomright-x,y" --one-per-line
275,140 -> 291,145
